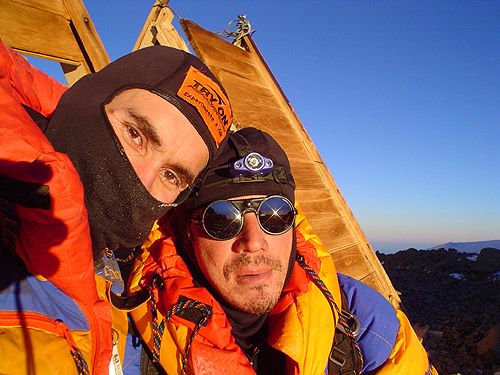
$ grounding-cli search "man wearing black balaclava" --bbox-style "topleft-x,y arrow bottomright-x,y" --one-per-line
127,127 -> 436,375
46,44 -> 233,261
0,41 -> 232,374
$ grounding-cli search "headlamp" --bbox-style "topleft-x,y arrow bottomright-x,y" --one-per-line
230,152 -> 274,176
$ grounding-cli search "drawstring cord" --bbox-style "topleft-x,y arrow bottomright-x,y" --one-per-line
104,246 -> 136,263
149,274 -> 211,374
295,252 -> 363,374
55,319 -> 90,375
70,348 -> 90,375
149,287 -> 164,363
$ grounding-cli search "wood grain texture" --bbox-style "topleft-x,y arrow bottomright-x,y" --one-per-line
62,0 -> 109,71
4,0 -> 67,17
0,0 -> 109,84
134,1 -> 189,52
181,19 -> 401,307
0,0 -> 82,62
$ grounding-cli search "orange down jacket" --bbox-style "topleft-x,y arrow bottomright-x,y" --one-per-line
0,40 -> 112,374
128,211 -> 437,374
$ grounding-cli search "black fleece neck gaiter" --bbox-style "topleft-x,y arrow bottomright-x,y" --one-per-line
45,46 -> 232,259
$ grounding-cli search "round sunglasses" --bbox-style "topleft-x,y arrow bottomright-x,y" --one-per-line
192,195 -> 297,241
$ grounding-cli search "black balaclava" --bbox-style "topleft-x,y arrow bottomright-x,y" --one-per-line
174,127 -> 296,357
45,46 -> 232,260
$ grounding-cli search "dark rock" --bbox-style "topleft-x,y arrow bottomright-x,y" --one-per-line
472,248 -> 500,274
378,248 -> 500,374
414,323 -> 430,342
476,323 -> 500,365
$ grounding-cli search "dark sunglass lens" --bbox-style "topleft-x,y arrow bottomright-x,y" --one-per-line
203,201 -> 242,240
258,197 -> 295,234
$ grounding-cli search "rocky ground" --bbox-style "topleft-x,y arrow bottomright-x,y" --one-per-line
377,248 -> 500,375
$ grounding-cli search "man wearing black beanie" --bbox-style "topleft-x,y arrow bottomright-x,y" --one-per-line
0,41 -> 232,374
128,127 -> 436,374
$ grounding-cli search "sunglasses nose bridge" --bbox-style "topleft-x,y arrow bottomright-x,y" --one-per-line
236,213 -> 268,253
239,206 -> 258,218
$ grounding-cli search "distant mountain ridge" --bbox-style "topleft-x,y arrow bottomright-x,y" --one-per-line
427,240 -> 500,252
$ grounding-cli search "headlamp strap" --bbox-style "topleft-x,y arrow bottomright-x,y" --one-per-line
273,166 -> 294,188
229,131 -> 253,157
197,165 -> 291,187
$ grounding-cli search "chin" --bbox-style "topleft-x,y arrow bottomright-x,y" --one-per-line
229,291 -> 280,315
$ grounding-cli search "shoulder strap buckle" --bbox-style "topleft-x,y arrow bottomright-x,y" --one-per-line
339,309 -> 361,338
327,289 -> 364,375
329,343 -> 347,367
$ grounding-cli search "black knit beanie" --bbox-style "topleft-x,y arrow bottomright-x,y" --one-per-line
45,45 -> 232,258
183,127 -> 295,210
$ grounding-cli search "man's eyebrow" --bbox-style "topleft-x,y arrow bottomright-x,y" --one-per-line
128,110 -> 162,146
171,165 -> 197,186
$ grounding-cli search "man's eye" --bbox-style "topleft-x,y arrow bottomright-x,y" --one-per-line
127,125 -> 143,147
161,169 -> 182,188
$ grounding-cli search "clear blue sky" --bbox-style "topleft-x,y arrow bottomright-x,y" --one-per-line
29,1 -> 499,252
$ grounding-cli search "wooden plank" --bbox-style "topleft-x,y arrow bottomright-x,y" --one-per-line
62,0 -> 110,71
0,0 -> 108,84
134,0 -> 189,52
61,61 -> 91,86
295,193 -> 345,216
180,19 -> 401,307
154,4 -> 189,50
7,0 -> 67,16
0,0 -> 83,62
134,0 -> 163,50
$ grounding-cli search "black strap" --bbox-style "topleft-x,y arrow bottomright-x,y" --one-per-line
139,346 -> 167,375
229,131 -> 253,157
174,295 -> 212,326
108,288 -> 150,311
250,343 -> 287,375
21,104 -> 49,133
328,289 -> 363,375
0,175 -> 50,210
0,105 -> 51,210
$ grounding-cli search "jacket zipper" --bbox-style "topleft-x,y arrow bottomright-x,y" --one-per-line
74,300 -> 102,374
1,311 -> 72,334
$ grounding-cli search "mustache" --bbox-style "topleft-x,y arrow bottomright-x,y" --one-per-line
223,254 -> 283,280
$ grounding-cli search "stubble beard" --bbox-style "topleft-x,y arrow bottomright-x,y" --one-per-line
222,254 -> 285,315
235,284 -> 282,315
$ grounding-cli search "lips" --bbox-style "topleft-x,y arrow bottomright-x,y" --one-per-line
235,268 -> 273,285
223,254 -> 283,281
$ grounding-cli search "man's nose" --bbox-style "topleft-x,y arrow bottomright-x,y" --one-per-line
235,212 -> 268,253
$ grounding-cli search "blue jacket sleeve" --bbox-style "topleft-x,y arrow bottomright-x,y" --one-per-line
338,273 -> 399,373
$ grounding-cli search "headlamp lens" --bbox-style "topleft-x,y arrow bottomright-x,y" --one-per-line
245,153 -> 264,170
